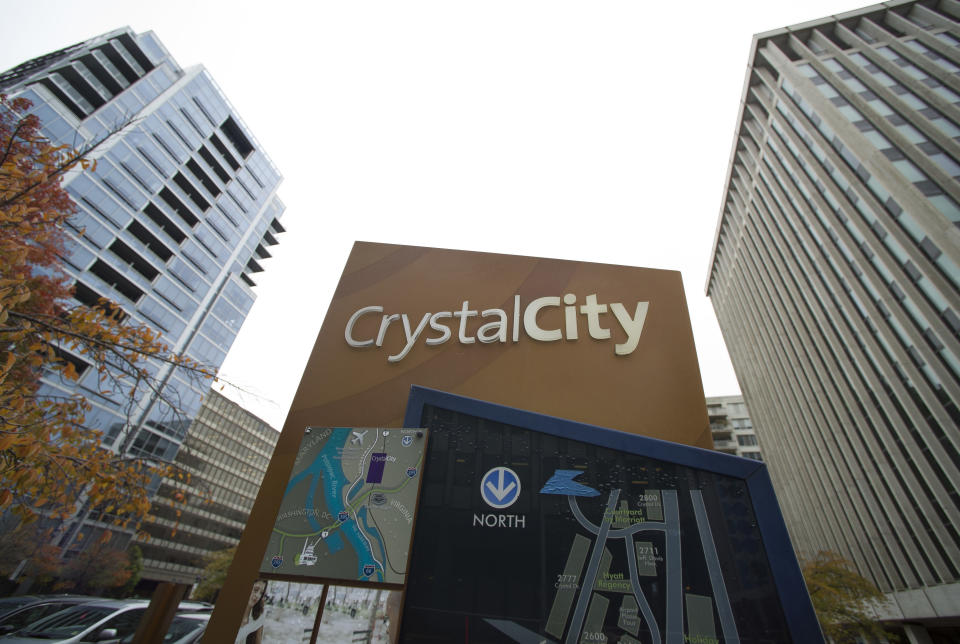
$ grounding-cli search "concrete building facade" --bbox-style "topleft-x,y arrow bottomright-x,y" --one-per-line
706,395 -> 763,461
1,28 -> 283,549
139,389 -> 278,585
706,0 -> 960,635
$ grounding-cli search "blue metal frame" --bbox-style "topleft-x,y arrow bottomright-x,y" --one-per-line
404,385 -> 823,643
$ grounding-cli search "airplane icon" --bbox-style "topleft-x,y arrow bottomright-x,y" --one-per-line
351,430 -> 368,446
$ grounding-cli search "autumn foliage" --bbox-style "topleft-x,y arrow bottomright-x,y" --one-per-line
191,546 -> 235,602
802,550 -> 894,643
0,94 -> 210,531
0,523 -> 140,593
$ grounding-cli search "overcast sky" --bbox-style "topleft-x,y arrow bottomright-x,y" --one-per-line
1,0 -> 870,428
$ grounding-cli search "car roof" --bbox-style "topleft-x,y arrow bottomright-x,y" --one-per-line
69,599 -> 149,610
175,601 -> 212,612
0,595 -> 99,612
21,595 -> 103,604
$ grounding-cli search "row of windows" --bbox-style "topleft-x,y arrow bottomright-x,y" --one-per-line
802,54 -> 960,220
782,72 -> 959,294
749,142 -> 960,587
183,430 -> 272,481
195,407 -> 277,450
30,35 -> 155,120
130,427 -> 178,460
203,391 -> 269,426
773,86 -> 960,390
55,72 -> 278,317
154,487 -> 248,534
142,519 -> 229,558
157,461 -> 257,522
759,131 -> 960,477
714,219 -> 939,590
766,124 -> 956,395
715,81 -> 960,585
66,199 -> 254,366
151,500 -> 244,543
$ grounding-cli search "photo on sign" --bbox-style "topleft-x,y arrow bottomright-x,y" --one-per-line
259,427 -> 427,586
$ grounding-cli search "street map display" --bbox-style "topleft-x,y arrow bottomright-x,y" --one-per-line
260,427 -> 426,585
401,403 -> 805,643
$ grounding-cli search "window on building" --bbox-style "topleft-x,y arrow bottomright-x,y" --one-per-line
89,259 -> 143,302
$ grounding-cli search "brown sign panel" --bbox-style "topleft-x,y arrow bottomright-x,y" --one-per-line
289,241 -> 710,447
204,242 -> 710,642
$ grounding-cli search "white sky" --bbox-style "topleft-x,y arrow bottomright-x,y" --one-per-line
1,0 -> 869,429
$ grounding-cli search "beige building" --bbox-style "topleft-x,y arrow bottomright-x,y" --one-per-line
707,1 -> 960,639
706,395 -> 763,461
139,389 -> 278,585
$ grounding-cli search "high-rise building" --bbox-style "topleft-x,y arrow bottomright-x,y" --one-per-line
706,395 -> 763,461
139,389 -> 278,586
706,0 -> 960,636
1,28 -> 284,548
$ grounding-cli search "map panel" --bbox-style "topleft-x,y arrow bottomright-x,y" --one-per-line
260,427 -> 426,585
401,404 -> 803,643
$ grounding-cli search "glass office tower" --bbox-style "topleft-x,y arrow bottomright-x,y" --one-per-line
707,0 -> 959,637
1,28 -> 284,547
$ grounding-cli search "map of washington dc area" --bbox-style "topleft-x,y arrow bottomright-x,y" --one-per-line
260,427 -> 427,584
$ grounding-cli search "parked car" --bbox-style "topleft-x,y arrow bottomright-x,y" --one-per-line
0,597 -> 100,636
0,599 -> 148,643
170,602 -> 212,614
119,612 -> 209,644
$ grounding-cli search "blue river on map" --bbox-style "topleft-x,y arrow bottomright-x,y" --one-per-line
358,507 -> 386,579
283,430 -> 382,580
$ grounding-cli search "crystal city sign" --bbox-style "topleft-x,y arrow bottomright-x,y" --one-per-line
205,242 -> 719,641
344,294 -> 650,362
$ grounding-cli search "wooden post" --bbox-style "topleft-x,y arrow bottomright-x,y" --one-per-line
131,582 -> 190,644
308,584 -> 329,644
364,589 -> 382,643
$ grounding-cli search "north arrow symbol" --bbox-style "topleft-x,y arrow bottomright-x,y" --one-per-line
486,469 -> 517,501
480,466 -> 521,509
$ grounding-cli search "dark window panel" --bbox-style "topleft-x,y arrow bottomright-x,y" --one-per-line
159,186 -> 200,227
96,42 -> 139,84
33,77 -> 86,118
143,202 -> 187,243
77,53 -> 123,96
109,238 -> 159,281
127,219 -> 173,261
89,259 -> 144,302
209,132 -> 240,170
219,116 -> 254,158
186,158 -> 221,197
198,144 -> 231,183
